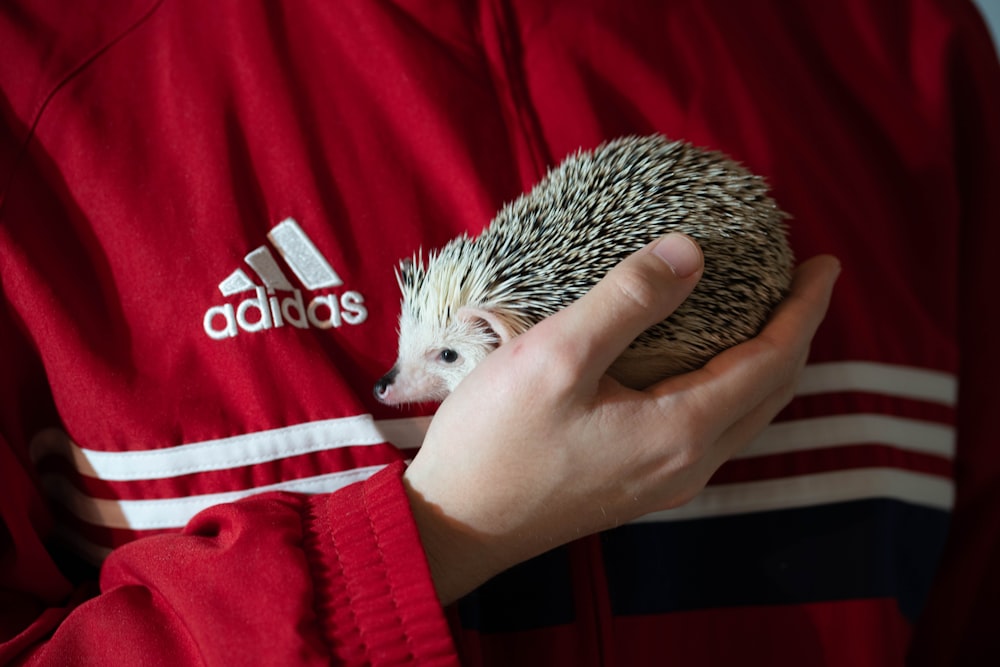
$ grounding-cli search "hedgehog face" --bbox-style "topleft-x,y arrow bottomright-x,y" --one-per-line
373,307 -> 503,405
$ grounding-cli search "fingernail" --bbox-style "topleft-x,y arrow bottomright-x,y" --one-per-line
652,233 -> 702,278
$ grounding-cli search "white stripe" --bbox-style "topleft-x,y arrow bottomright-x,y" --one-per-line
244,246 -> 295,291
740,414 -> 955,459
268,218 -> 342,289
633,468 -> 954,524
30,361 -> 954,483
29,416 -> 431,481
41,465 -> 387,530
31,363 -> 955,483
37,412 -> 943,485
45,464 -> 952,532
795,361 -> 956,406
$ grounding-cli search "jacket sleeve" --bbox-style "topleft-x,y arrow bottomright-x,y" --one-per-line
0,457 -> 459,666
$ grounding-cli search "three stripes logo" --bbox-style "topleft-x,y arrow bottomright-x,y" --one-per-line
202,218 -> 368,340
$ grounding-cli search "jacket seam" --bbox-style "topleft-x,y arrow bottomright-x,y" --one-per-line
0,0 -> 165,219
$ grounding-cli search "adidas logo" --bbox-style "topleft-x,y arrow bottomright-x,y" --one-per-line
203,218 -> 368,340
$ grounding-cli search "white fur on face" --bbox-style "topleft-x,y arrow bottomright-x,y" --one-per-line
381,309 -> 499,405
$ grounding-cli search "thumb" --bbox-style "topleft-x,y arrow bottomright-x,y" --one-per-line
542,233 -> 704,385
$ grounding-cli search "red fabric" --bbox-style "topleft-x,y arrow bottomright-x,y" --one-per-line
1,462 -> 458,666
455,599 -> 914,667
908,0 -> 1000,661
612,600 -> 914,667
0,0 -> 998,665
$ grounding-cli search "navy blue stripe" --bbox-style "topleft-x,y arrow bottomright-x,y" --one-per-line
602,499 -> 949,620
457,499 -> 949,633
458,543 -> 576,632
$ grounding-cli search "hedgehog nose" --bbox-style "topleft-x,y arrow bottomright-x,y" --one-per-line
373,367 -> 399,400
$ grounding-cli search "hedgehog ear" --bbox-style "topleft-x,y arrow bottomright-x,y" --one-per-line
456,306 -> 517,348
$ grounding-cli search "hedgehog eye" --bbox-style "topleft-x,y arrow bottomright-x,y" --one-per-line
438,349 -> 459,364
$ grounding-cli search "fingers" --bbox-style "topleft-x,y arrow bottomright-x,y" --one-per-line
540,233 -> 704,386
756,254 -> 841,353
661,255 -> 841,447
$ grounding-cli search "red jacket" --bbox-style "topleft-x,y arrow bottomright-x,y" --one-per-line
1,1 -> 998,664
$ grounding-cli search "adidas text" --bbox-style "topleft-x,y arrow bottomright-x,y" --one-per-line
203,287 -> 367,340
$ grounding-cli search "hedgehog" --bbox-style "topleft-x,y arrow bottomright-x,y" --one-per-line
374,134 -> 793,405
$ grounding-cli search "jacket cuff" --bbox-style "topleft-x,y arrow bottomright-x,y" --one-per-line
305,460 -> 458,665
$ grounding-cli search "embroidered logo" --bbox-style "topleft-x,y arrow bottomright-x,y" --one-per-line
203,218 -> 368,340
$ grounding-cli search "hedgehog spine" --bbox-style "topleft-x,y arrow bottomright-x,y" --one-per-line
374,134 -> 793,406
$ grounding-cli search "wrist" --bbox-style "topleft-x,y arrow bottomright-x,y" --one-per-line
401,469 -> 510,605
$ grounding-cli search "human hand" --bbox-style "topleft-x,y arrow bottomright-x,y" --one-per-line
402,233 -> 840,604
